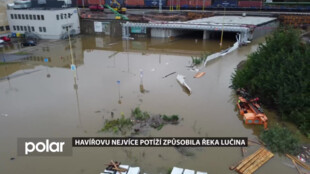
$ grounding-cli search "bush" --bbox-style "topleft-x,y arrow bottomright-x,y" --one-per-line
132,107 -> 150,121
260,125 -> 300,155
231,28 -> 310,135
191,52 -> 209,66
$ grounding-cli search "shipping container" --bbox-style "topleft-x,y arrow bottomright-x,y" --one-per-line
188,0 -> 211,8
77,0 -> 89,7
166,0 -> 189,8
238,0 -> 262,8
212,0 -> 238,8
88,0 -> 105,5
125,0 -> 144,7
144,0 -> 167,7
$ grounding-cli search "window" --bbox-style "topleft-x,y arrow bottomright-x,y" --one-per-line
5,26 -> 10,31
33,15 -> 36,20
17,26 -> 20,30
22,14 -> 25,19
56,14 -> 59,20
29,15 -> 32,20
24,26 -> 27,31
41,15 -> 44,20
43,27 -> 46,32
11,14 -> 14,19
28,26 -> 31,32
26,14 -> 28,20
64,14 -> 67,19
0,27 -> 4,31
32,26 -> 34,32
39,27 -> 42,32
37,15 -> 40,20
20,26 -> 23,31
68,13 -> 71,18
13,26 -> 16,30
14,14 -> 17,19
18,14 -> 21,19
61,14 -> 63,19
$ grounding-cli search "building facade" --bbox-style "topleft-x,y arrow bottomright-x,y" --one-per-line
0,0 -> 14,36
7,7 -> 80,39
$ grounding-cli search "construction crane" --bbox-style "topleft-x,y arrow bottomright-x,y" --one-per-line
105,4 -> 128,20
111,0 -> 126,14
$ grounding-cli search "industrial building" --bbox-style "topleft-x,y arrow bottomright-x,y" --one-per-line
6,0 -> 80,39
0,0 -> 14,36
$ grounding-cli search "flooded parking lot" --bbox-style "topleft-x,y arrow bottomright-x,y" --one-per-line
0,35 -> 298,174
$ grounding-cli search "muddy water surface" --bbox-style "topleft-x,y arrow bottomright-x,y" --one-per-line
0,36 -> 297,174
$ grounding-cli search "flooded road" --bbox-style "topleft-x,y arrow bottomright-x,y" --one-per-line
0,35 -> 298,174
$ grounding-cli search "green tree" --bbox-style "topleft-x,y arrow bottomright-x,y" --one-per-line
232,28 -> 310,136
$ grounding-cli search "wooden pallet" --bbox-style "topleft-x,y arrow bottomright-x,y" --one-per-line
234,147 -> 274,174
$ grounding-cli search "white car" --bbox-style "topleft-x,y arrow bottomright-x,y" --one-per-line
0,39 -> 4,44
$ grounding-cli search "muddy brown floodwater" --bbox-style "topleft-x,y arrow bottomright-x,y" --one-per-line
0,35 -> 299,174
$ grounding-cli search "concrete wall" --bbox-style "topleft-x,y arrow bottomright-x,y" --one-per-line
252,20 -> 279,40
150,29 -> 187,38
0,0 -> 14,35
80,18 -> 122,38
7,8 -> 80,39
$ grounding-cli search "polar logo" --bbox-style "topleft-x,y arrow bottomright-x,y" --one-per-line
18,138 -> 72,156
25,139 -> 65,155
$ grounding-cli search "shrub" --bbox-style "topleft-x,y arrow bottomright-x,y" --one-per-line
260,125 -> 300,155
231,28 -> 310,135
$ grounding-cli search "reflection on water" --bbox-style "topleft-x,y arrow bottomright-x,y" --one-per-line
0,35 -> 298,174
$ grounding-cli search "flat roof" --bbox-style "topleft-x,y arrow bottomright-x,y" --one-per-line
189,16 -> 277,26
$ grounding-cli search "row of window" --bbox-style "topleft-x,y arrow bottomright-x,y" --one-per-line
12,25 -> 47,33
0,25 -> 10,32
10,14 -> 45,20
25,56 -> 51,63
56,13 -> 72,20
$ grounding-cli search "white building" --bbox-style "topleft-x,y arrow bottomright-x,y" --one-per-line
7,7 -> 80,39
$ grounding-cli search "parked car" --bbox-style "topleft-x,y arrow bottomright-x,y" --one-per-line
0,36 -> 11,42
21,40 -> 36,47
0,39 -> 4,44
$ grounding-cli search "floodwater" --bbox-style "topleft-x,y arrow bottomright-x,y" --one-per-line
0,35 -> 299,174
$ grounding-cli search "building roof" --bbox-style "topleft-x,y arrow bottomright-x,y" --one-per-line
189,16 -> 277,26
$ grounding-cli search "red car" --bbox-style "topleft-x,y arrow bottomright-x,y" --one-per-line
0,36 -> 11,42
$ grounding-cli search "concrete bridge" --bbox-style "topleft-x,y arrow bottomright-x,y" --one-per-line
121,16 -> 278,44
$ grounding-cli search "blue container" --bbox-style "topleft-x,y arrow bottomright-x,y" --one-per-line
105,0 -> 125,6
144,0 -> 166,7
212,0 -> 238,8
11,33 -> 16,38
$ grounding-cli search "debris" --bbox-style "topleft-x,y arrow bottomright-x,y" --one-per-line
176,74 -> 192,94
162,72 -> 176,78
232,147 -> 274,174
10,157 -> 15,160
292,160 -> 303,174
286,154 -> 310,170
194,72 -> 206,78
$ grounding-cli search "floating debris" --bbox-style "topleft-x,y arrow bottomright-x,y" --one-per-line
231,147 -> 274,174
176,74 -> 192,94
194,72 -> 206,78
162,72 -> 176,78
101,107 -> 181,134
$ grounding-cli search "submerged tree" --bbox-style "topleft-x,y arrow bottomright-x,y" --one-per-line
231,28 -> 310,136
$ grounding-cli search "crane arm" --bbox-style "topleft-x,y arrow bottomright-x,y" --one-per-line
105,4 -> 128,20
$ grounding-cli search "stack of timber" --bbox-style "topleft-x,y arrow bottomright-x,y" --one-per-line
234,147 -> 274,174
